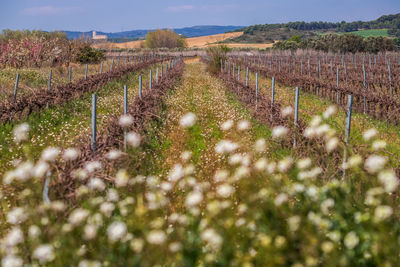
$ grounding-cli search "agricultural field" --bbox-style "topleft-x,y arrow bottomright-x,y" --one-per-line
0,45 -> 400,266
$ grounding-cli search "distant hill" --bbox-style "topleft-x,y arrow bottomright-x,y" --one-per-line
64,25 -> 245,42
230,13 -> 400,43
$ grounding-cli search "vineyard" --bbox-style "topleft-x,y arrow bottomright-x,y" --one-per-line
0,47 -> 400,266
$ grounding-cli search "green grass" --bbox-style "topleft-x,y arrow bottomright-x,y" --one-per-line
340,29 -> 389,37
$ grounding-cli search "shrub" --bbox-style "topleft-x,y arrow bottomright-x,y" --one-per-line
74,44 -> 105,64
206,45 -> 230,74
144,30 -> 186,49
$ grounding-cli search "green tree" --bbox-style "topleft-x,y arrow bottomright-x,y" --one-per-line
144,29 -> 186,49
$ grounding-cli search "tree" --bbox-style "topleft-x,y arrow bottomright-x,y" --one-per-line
144,29 -> 186,49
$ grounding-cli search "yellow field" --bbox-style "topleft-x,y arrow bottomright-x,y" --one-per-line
93,32 -> 274,50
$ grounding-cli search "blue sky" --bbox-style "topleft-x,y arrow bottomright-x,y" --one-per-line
0,0 -> 399,32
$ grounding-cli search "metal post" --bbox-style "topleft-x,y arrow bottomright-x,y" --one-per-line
110,59 -> 114,71
149,69 -> 152,89
100,62 -> 103,74
255,73 -> 258,112
68,67 -> 72,83
388,60 -> 392,96
270,77 -> 275,121
336,67 -> 339,104
293,87 -> 299,147
246,67 -> 249,86
13,73 -> 19,103
123,85 -> 128,151
48,69 -> 52,92
238,66 -> 241,81
156,67 -> 159,84
85,64 -> 88,80
363,64 -> 366,114
139,75 -> 142,98
91,94 -> 97,152
342,95 -> 353,180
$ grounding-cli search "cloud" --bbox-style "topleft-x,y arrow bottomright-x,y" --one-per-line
21,6 -> 84,16
166,5 -> 195,13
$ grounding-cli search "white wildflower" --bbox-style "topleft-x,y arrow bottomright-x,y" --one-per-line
237,120 -> 250,131
201,228 -> 223,250
321,198 -> 335,214
372,140 -> 386,151
326,137 -> 339,153
220,120 -> 233,131
185,190 -> 203,207
107,221 -> 127,243
119,114 -> 134,127
41,147 -> 60,162
168,164 -> 184,182
84,224 -> 98,240
180,112 -> 196,128
28,225 -> 41,239
310,116 -> 322,127
87,178 -> 106,191
126,132 -> 141,147
4,227 -> 24,247
7,207 -> 27,225
100,202 -> 115,217
254,139 -> 266,152
84,161 -> 102,173
115,169 -> 129,187
278,157 -> 293,173
216,184 -> 235,198
33,161 -> 49,178
344,232 -> 359,249
1,255 -> 23,267
364,155 -> 387,173
215,140 -> 239,154
272,126 -> 288,139
181,151 -> 192,162
323,105 -> 337,119
63,148 -> 80,161
281,106 -> 293,117
106,149 -> 123,160
363,128 -> 378,141
33,244 -> 54,263
378,170 -> 399,193
68,208 -> 89,226
214,170 -> 228,182
147,230 -> 166,245
374,205 -> 393,222
254,158 -> 268,171
13,123 -> 30,143
274,193 -> 288,206
297,158 -> 312,169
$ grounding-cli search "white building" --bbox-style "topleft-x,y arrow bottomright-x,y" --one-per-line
92,31 -> 107,42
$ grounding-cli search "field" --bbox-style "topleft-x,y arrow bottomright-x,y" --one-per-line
0,48 -> 400,266
341,29 -> 389,37
93,32 -> 275,50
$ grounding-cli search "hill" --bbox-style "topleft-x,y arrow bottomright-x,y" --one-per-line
64,25 -> 244,41
230,13 -> 400,43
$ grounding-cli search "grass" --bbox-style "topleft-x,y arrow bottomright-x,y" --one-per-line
339,29 -> 389,37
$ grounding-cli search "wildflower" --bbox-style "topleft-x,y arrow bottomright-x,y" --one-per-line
254,139 -> 266,152
374,205 -> 393,222
181,151 -> 192,162
304,127 -> 316,138
68,208 -> 89,226
84,224 -> 98,240
1,255 -> 23,267
126,132 -> 141,147
272,126 -> 288,139
321,241 -> 334,253
119,114 -> 134,127
281,106 -> 293,117
321,198 -> 335,214
63,148 -> 80,161
115,169 -> 129,187
323,105 -> 337,119
4,227 -> 24,247
33,161 -> 49,178
220,120 -> 233,131
168,164 -> 184,182
147,230 -> 166,245
201,228 -> 223,250
287,216 -> 301,232
297,158 -> 312,169
169,242 -> 182,252
344,232 -> 359,249
310,116 -> 322,127
348,155 -> 362,168
372,140 -> 386,151
214,170 -> 229,182
100,202 -> 115,217
216,184 -> 235,198
28,225 -> 41,239
278,157 -> 293,173
363,128 -> 378,141
378,170 -> 399,193
326,137 -> 339,153
7,207 -> 27,225
254,158 -> 268,171
33,244 -> 55,263
87,178 -> 106,191
107,221 -> 127,243
84,161 -> 102,173
41,147 -> 60,162
106,149 -> 122,160
274,236 -> 286,248
13,123 -> 30,143
237,120 -> 250,131
12,162 -> 34,182
130,238 -> 144,252
185,190 -> 203,207
215,140 -> 239,154
180,112 -> 196,128
364,155 -> 387,173
274,193 -> 288,206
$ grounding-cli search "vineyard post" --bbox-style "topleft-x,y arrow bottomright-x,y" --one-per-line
220,59 -> 223,73
161,64 -> 164,77
387,60 -> 392,96
238,66 -> 241,81
342,94 -> 353,180
228,60 -> 231,75
293,87 -> 299,147
149,69 -> 152,89
13,73 -> 19,103
246,67 -> 249,86
110,59 -> 114,72
43,173 -> 51,204
68,67 -> 72,83
233,63 -> 235,78
363,64 -> 367,114
85,64 -> 88,80
270,77 -> 275,121
301,61 -> 303,75
336,67 -> 340,104
91,94 -> 97,152
156,67 -> 159,84
48,69 -> 52,92
255,73 -> 258,112
139,75 -> 142,98
123,85 -> 128,151
100,62 -> 103,74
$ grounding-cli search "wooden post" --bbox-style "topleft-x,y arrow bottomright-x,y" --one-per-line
91,94 -> 97,151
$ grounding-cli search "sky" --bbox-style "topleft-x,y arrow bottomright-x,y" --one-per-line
0,0 -> 399,32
